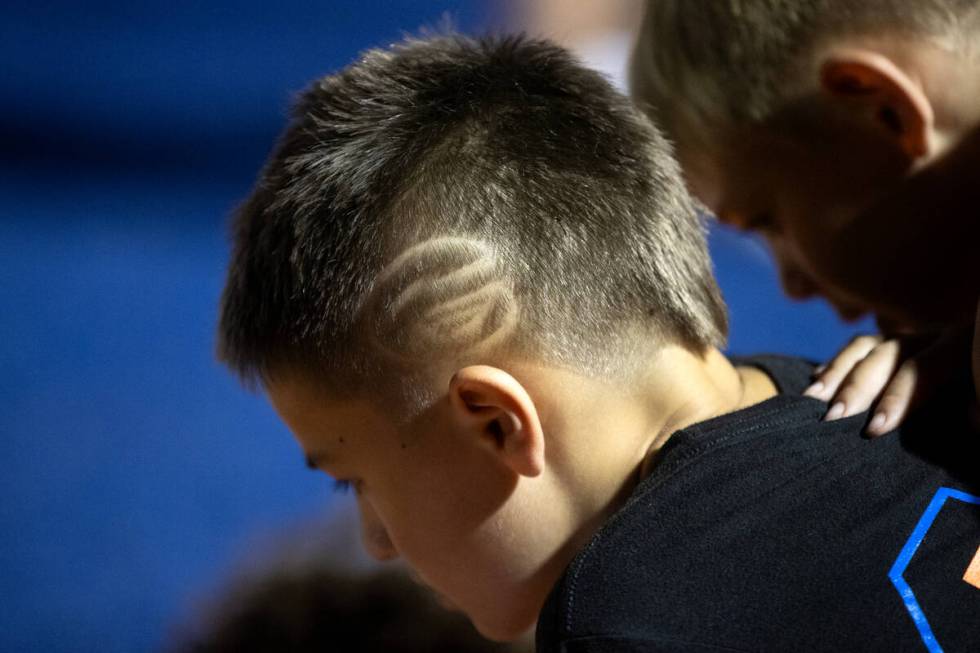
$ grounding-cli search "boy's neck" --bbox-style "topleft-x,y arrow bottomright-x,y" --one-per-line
519,345 -> 777,547
635,346 -> 777,476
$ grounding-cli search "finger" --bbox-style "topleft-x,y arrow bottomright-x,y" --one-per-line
824,340 -> 902,420
804,335 -> 882,401
865,360 -> 919,437
865,327 -> 971,435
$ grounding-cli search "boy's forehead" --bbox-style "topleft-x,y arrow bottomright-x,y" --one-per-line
265,377 -> 392,452
264,376 -> 324,429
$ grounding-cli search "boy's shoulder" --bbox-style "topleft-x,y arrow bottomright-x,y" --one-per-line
536,355 -> 980,653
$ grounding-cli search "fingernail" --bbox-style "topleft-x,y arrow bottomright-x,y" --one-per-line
867,412 -> 888,436
825,402 -> 846,420
804,381 -> 824,398
813,365 -> 826,376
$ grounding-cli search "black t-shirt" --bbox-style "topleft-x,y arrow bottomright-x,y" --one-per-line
536,355 -> 980,652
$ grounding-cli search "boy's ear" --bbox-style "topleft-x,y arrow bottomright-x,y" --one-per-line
819,49 -> 934,160
448,365 -> 545,478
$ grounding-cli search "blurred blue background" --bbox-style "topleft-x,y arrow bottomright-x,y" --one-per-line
0,2 -> 874,652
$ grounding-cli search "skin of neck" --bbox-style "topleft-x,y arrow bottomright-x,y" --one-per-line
503,344 -> 776,557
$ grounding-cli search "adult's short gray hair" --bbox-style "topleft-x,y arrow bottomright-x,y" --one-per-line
630,0 -> 980,130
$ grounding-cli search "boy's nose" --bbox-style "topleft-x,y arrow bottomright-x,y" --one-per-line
362,525 -> 399,561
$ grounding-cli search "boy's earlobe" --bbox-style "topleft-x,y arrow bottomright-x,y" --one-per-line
819,50 -> 934,160
448,366 -> 545,478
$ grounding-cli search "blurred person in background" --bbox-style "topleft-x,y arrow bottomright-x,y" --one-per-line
175,570 -> 513,653
169,503 -> 533,652
511,0 -> 643,90
173,552 -> 530,652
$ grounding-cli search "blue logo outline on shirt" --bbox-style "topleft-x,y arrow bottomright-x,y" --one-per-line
889,486 -> 980,653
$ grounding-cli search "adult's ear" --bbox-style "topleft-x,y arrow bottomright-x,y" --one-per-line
448,365 -> 545,478
819,49 -> 934,160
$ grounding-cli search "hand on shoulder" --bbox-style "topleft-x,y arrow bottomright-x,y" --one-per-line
805,327 -> 973,436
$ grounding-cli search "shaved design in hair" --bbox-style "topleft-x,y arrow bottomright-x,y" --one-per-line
364,238 -> 517,361
217,34 -> 727,396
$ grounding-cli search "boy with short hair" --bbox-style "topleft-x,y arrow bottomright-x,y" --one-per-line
218,35 -> 979,650
630,0 -> 980,433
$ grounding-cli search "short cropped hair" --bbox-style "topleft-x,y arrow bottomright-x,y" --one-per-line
218,34 -> 726,394
631,0 -> 980,128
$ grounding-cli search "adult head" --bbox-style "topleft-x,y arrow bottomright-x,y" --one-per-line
631,0 -> 980,329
